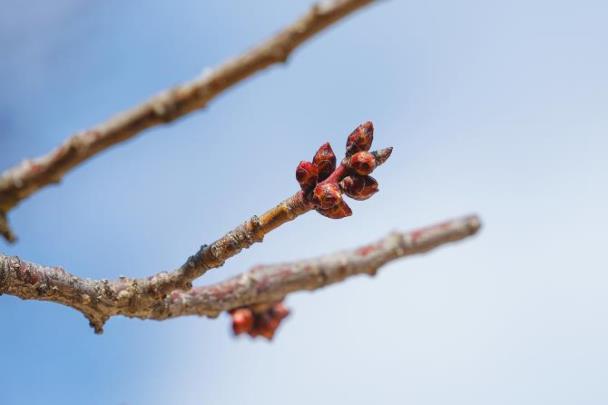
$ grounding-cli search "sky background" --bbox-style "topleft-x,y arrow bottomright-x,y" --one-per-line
1,0 -> 607,403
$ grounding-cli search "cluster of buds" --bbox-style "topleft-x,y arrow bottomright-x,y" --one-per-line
229,301 -> 290,340
296,121 -> 392,218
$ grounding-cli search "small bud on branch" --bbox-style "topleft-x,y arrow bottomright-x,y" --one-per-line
295,161 -> 319,193
312,183 -> 343,209
230,301 -> 290,340
346,121 -> 374,156
346,151 -> 377,175
340,175 -> 379,201
372,147 -> 393,167
313,143 -> 337,181
230,307 -> 254,335
317,200 -> 353,219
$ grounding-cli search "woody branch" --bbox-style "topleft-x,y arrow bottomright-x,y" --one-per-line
0,0 -> 377,242
0,121 -> 392,333
0,215 -> 480,338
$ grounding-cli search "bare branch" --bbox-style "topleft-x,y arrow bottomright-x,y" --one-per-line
0,0 -> 376,241
0,192 -> 311,333
151,215 -> 481,320
0,215 -> 481,334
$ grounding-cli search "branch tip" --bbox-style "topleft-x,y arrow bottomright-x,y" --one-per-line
0,213 -> 16,244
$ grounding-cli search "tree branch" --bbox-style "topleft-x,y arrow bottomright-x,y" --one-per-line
0,192 -> 310,333
0,0 -> 377,242
151,215 -> 481,320
0,121 -> 392,332
0,215 -> 480,335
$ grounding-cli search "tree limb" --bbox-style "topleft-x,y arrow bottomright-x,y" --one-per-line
0,215 -> 480,333
0,192 -> 311,333
0,0 -> 377,242
151,215 -> 481,320
0,120 -> 391,331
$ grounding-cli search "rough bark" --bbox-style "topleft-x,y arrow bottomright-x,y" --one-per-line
0,192 -> 311,332
0,215 -> 480,332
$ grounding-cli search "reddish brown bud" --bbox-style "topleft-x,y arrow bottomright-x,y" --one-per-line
312,183 -> 342,209
252,312 -> 280,340
233,301 -> 291,340
340,175 -> 379,201
295,161 -> 319,192
313,142 -> 337,181
258,326 -> 276,340
271,302 -> 290,320
264,317 -> 280,336
346,121 -> 374,156
230,308 -> 254,335
372,147 -> 393,167
317,200 -> 352,219
347,151 -> 376,175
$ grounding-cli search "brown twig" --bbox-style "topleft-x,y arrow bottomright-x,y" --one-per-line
0,0 -> 377,242
0,215 -> 481,335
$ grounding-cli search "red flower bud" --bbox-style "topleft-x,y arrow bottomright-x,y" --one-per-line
271,302 -> 290,320
340,175 -> 379,201
347,151 -> 376,175
259,327 -> 276,340
252,312 -> 280,340
313,142 -> 337,181
312,183 -> 342,209
295,161 -> 319,192
346,121 -> 374,156
264,317 -> 281,334
230,308 -> 254,335
372,147 -> 393,167
232,301 -> 291,340
317,200 -> 352,219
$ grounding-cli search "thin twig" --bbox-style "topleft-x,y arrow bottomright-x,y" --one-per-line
0,215 -> 481,332
0,0 -> 376,242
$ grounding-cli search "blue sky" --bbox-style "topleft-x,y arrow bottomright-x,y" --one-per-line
1,0 -> 607,404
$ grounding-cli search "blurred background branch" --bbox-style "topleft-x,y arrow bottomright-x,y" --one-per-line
0,0 -> 376,242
